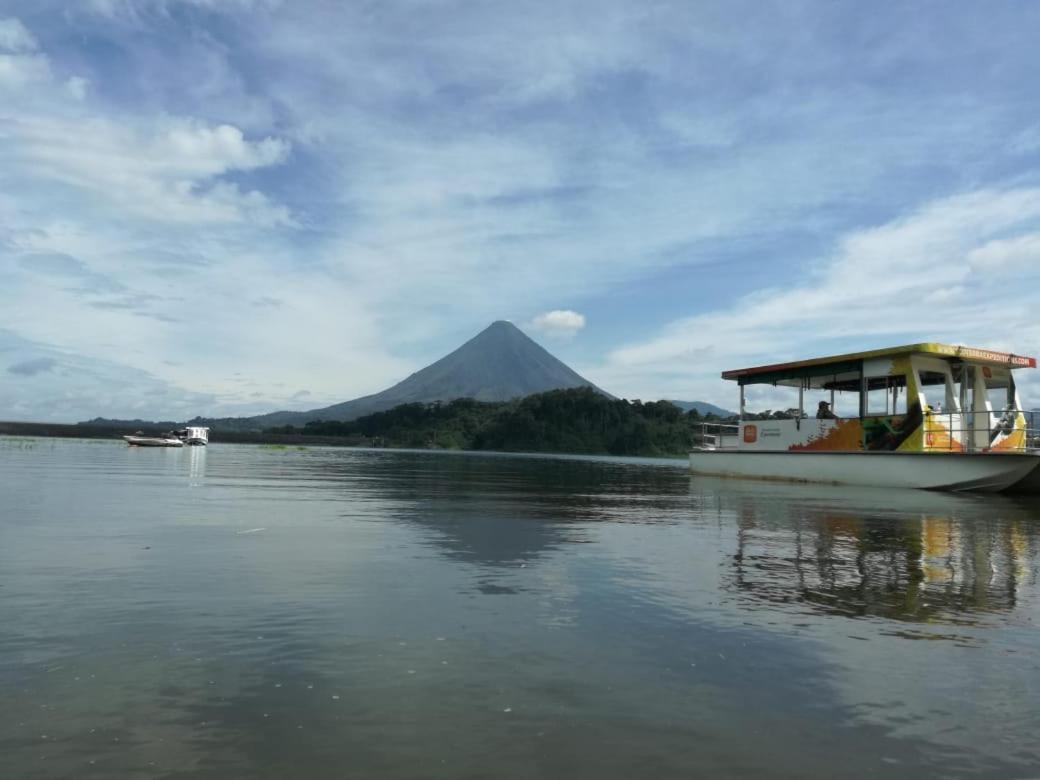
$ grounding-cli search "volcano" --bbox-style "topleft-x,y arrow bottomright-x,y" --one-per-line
252,320 -> 607,427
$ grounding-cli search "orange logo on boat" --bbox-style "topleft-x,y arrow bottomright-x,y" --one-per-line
743,425 -> 758,443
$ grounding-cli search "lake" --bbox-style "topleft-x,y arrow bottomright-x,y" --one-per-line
1,438 -> 1038,778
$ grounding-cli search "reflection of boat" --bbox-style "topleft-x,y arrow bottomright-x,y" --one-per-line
690,343 -> 1040,492
715,483 -> 1036,623
123,432 -> 184,447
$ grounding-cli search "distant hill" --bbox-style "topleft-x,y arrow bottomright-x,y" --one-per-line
250,321 -> 609,428
666,400 -> 735,418
79,417 -> 183,429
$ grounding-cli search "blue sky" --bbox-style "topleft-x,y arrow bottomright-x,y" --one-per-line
3,0 -> 1040,421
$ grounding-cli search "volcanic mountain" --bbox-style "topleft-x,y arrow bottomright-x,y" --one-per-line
252,320 -> 607,427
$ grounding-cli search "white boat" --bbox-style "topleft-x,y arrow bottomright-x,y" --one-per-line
690,343 -> 1040,493
123,432 -> 184,447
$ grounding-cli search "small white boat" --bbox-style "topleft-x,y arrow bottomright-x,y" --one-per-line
123,432 -> 184,447
690,343 -> 1040,493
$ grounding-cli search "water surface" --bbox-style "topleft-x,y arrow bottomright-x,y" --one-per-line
2,439 -> 1038,778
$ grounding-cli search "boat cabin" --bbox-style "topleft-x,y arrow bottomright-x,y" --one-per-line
174,426 -> 210,446
713,343 -> 1036,454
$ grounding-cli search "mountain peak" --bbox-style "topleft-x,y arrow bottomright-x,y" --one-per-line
483,319 -> 520,334
251,320 -> 608,426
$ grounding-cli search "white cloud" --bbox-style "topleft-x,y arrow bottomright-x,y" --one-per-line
0,53 -> 49,89
530,310 -> 587,339
0,18 -> 292,227
595,187 -> 1040,406
968,232 -> 1040,271
85,0 -> 277,19
0,329 -> 219,421
65,76 -> 89,100
0,18 -> 49,90
0,18 -> 38,53
164,121 -> 289,175
3,115 -> 293,225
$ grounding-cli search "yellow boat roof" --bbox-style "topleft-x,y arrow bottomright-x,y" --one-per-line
723,343 -> 1036,383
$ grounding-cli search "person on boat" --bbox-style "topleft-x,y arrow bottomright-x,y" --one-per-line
816,401 -> 837,419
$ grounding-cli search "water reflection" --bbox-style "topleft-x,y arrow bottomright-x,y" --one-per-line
306,450 -> 689,567
188,445 -> 207,484
710,481 -> 1039,623
3,441 -> 1040,778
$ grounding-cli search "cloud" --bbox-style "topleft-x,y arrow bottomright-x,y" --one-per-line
0,18 -> 37,53
7,357 -> 57,376
968,232 -> 1040,271
595,186 -> 1040,405
251,296 -> 283,308
16,252 -> 125,293
18,252 -> 92,277
0,16 -> 293,228
0,17 -> 49,89
5,2 -> 1040,421
4,115 -> 294,226
164,121 -> 289,176
530,310 -> 586,339
65,76 -> 89,100
85,0 -> 277,19
0,328 -> 298,421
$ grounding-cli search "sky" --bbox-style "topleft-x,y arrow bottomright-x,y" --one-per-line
2,0 -> 1040,421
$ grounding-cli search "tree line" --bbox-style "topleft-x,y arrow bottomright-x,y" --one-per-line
267,387 -> 727,457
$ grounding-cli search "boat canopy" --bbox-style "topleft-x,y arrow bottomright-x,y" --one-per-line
722,343 -> 1036,388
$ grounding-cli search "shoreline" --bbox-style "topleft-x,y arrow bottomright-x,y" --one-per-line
0,421 -> 692,460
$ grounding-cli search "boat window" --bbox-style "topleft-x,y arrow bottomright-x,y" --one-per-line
742,384 -> 805,419
864,375 -> 907,417
917,370 -> 950,413
890,377 -> 907,416
866,385 -> 887,416
802,387 -> 854,418
984,369 -> 1016,411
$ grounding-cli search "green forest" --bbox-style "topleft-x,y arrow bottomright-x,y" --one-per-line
267,387 -> 724,457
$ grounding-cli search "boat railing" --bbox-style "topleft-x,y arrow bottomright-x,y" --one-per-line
694,422 -> 742,451
924,409 -> 1040,453
693,412 -> 1040,453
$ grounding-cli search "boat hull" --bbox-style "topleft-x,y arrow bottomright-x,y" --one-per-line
1007,460 -> 1040,493
123,435 -> 184,447
688,450 -> 1040,493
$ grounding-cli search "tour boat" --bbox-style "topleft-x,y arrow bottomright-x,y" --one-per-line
690,343 -> 1039,492
123,432 -> 185,447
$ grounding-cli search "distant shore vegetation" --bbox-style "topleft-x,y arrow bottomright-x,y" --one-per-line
1,390 -> 827,457
268,387 -> 725,457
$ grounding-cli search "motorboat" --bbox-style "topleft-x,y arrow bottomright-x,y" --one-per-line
123,432 -> 185,447
690,343 -> 1039,492
123,425 -> 209,447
